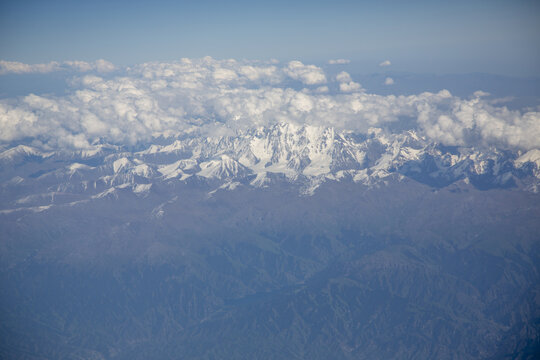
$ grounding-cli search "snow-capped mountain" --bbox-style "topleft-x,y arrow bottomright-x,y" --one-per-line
1,123 -> 539,213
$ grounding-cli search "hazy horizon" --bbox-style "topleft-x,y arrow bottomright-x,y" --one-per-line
1,0 -> 540,77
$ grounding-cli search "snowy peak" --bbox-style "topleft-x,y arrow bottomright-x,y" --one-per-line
246,124 -> 338,176
198,155 -> 250,179
516,149 -> 540,168
113,157 -> 132,173
0,145 -> 46,164
158,159 -> 198,180
1,126 -> 539,213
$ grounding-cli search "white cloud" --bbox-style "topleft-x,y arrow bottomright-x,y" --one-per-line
339,82 -> 362,92
0,57 -> 538,151
0,59 -> 115,75
384,77 -> 394,85
336,71 -> 352,83
238,65 -> 279,82
337,72 -> 362,92
284,61 -> 327,85
314,86 -> 329,93
415,94 -> 540,149
93,59 -> 116,73
379,60 -> 391,67
213,68 -> 238,82
328,59 -> 350,65
473,90 -> 490,98
0,60 -> 61,74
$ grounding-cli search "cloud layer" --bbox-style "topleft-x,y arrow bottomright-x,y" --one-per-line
0,57 -> 538,151
0,59 -> 115,74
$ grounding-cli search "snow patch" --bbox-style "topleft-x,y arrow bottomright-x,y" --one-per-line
113,157 -> 132,173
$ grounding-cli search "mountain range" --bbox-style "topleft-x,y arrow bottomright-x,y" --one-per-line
1,124 -> 539,359
1,123 -> 539,213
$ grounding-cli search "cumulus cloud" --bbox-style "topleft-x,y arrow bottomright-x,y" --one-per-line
0,57 -> 538,151
284,61 -> 327,85
379,60 -> 391,67
416,95 -> 540,150
0,60 -> 61,74
384,77 -> 394,85
0,59 -> 116,75
339,82 -> 362,92
336,71 -> 352,83
328,59 -> 350,65
336,72 -> 362,92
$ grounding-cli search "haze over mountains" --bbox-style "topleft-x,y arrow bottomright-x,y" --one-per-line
1,58 -> 539,359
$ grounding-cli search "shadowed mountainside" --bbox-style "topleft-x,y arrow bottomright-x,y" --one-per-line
1,178 -> 539,359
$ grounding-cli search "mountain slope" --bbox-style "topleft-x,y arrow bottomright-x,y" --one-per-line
1,126 -> 539,359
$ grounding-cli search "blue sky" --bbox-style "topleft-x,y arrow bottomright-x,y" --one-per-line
1,0 -> 539,76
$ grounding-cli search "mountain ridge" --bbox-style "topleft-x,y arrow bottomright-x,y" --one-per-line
1,123 -> 539,213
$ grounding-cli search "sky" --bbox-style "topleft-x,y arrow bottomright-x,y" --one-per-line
1,0 -> 539,77
1,0 -> 540,152
1,57 -> 539,151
